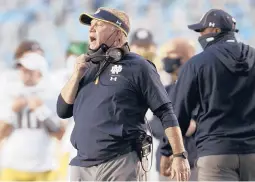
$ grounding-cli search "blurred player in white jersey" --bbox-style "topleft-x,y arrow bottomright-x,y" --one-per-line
0,40 -> 45,174
0,40 -> 44,101
0,53 -> 64,181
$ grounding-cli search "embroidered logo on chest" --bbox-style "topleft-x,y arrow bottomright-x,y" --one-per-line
110,65 -> 122,81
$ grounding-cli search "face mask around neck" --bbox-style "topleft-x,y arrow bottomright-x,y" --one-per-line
198,32 -> 218,50
198,31 -> 236,50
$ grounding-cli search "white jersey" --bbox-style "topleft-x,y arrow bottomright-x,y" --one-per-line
0,77 -> 60,172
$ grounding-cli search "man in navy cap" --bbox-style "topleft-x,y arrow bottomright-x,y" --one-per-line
160,9 -> 255,181
130,28 -> 157,63
56,7 -> 190,181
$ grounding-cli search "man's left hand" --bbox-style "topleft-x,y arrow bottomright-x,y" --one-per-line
170,157 -> 191,181
160,155 -> 173,176
27,96 -> 43,111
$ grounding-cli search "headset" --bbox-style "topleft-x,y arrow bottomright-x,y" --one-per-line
85,43 -> 130,81
86,42 -> 130,64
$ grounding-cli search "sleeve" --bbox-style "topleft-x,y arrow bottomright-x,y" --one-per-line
154,103 -> 179,128
171,62 -> 199,135
56,94 -> 74,119
136,61 -> 171,112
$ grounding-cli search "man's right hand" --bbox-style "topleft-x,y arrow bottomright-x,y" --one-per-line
72,54 -> 90,81
170,157 -> 191,181
12,96 -> 27,113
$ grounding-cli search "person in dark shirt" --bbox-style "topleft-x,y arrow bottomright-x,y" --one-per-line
56,7 -> 190,181
157,38 -> 198,181
163,9 -> 255,181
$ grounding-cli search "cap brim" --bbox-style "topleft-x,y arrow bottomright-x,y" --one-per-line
14,62 -> 34,71
15,61 -> 31,70
79,13 -> 94,25
79,13 -> 112,26
188,23 -> 205,32
79,13 -> 128,36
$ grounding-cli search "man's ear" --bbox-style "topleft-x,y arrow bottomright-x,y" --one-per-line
215,28 -> 221,33
115,30 -> 122,45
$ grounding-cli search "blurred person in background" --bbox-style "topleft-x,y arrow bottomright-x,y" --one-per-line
0,40 -> 44,98
129,29 -> 171,86
130,28 -> 157,66
0,40 -> 45,173
14,41 -> 44,60
157,38 -> 197,85
166,9 -> 255,181
57,7 -> 190,181
158,38 -> 198,181
0,41 -> 45,131
0,52 -> 65,181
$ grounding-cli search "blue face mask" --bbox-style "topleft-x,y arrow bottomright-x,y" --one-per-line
162,57 -> 181,73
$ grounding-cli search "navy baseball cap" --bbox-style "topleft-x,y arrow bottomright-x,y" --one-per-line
79,8 -> 130,36
188,9 -> 238,32
130,28 -> 155,46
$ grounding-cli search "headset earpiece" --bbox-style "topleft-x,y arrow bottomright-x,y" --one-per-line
106,44 -> 130,63
106,48 -> 124,63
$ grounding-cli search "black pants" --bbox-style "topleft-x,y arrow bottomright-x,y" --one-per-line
197,154 -> 255,181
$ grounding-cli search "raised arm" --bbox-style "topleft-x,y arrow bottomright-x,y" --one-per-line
57,54 -> 89,118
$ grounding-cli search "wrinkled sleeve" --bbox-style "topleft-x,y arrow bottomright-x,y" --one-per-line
135,61 -> 179,128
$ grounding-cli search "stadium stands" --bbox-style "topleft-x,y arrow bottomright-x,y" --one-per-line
0,0 -> 254,69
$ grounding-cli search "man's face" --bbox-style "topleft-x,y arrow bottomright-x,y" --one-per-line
89,20 -> 118,50
200,27 -> 221,36
18,66 -> 41,86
